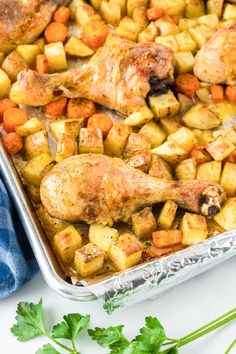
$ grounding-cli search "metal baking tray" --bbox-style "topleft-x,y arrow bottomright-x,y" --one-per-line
1,138 -> 236,313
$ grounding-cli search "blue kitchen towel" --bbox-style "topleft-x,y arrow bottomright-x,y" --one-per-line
0,178 -> 38,299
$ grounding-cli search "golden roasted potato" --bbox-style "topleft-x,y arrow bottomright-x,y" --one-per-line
197,14 -> 219,28
220,163 -> 236,197
49,118 -> 84,141
206,0 -> 223,18
175,158 -> 197,180
65,36 -> 94,57
178,18 -> 197,31
182,103 -> 220,129
2,51 -> 28,81
138,22 -> 158,43
175,31 -> 197,52
16,44 -> 38,67
155,15 -> 180,36
206,136 -> 235,161
160,117 -> 183,134
223,3 -> 236,20
148,154 -> 173,179
152,140 -> 187,165
167,127 -> 197,153
174,51 -> 195,74
196,87 -> 211,104
185,0 -> 205,18
21,153 -> 53,186
188,25 -> 215,48
100,1 -> 121,25
149,91 -> 180,119
16,118 -> 45,137
89,224 -> 119,258
156,201 -> 178,230
74,243 -> 105,277
131,207 -> 157,239
192,129 -> 213,144
196,161 -> 222,183
79,127 -> 104,154
116,16 -> 142,42
132,6 -> 148,30
55,134 -> 78,163
125,152 -> 152,173
155,35 -> 179,52
44,42 -> 67,73
36,205 -> 67,240
127,0 -> 147,17
149,0 -> 186,16
24,130 -> 51,160
139,120 -> 167,148
75,2 -> 101,26
177,93 -> 194,114
123,133 -> 151,158
213,128 -> 236,146
181,212 -> 208,245
104,123 -> 132,157
124,106 -> 153,126
214,198 -> 236,231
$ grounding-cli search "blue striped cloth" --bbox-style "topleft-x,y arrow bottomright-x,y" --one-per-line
0,178 -> 38,299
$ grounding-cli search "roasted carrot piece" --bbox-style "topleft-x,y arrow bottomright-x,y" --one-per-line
3,107 -> 29,132
171,15 -> 180,25
67,98 -> 96,120
190,144 -> 212,166
53,6 -> 70,24
87,113 -> 113,137
44,22 -> 68,43
36,54 -> 49,74
81,21 -> 109,49
147,7 -> 163,21
145,244 -> 183,258
0,98 -> 18,122
2,132 -> 23,155
45,96 -> 67,119
210,85 -> 224,103
152,229 -> 183,248
176,73 -> 200,98
225,85 -> 236,103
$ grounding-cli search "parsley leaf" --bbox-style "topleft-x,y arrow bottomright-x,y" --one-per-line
88,325 -> 127,348
52,314 -> 90,340
36,343 -> 62,354
11,298 -> 46,341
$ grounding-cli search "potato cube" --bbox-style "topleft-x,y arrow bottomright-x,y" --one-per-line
157,200 -> 178,230
214,198 -> 236,231
49,118 -> 84,141
79,128 -> 104,154
44,42 -> 67,72
16,44 -> 38,66
155,35 -> 179,52
178,93 -> 194,114
223,4 -> 236,20
206,0 -> 223,18
160,118 -> 182,134
197,14 -> 219,28
139,121 -> 167,148
89,0 -> 101,10
152,140 -> 187,165
24,130 -> 50,160
89,224 -> 119,258
53,226 -> 82,265
188,25 -> 215,48
192,129 -> 213,144
55,134 -> 78,163
175,31 -> 197,52
167,127 -> 197,153
65,36 -> 94,57
178,18 -> 197,31
109,233 -> 142,271
116,17 -> 142,42
149,154 -> 173,179
125,152 -> 152,173
104,123 -> 132,157
110,0 -> 126,16
182,103 -> 220,130
149,0 -> 186,16
176,158 -> 197,180
155,16 -> 180,36
126,0 -> 147,17
16,118 -> 45,137
149,91 -> 179,119
34,37 -> 45,53
21,153 -> 53,186
220,163 -> 236,197
2,51 -> 28,81
174,52 -> 195,74
206,136 -> 235,161
101,1 -> 121,25
132,7 -> 148,30
196,161 -> 222,183
74,243 -> 104,277
124,106 -> 153,126
181,212 -> 208,245
131,207 -> 157,239
185,0 -> 205,18
36,205 -> 66,240
196,87 -> 211,104
213,128 -> 236,146
138,22 -> 158,43
75,3 -> 101,26
123,133 -> 151,158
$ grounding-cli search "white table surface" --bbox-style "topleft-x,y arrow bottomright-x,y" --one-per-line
1,257 -> 236,354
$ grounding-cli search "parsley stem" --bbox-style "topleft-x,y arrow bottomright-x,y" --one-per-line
45,332 -> 75,353
71,338 -> 80,354
225,338 -> 236,354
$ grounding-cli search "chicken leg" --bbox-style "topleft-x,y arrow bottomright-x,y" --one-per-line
10,34 -> 175,115
40,154 -> 224,225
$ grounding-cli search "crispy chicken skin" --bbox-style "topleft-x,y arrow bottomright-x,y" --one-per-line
194,24 -> 236,84
10,34 -> 175,115
40,154 -> 224,225
0,0 -> 67,53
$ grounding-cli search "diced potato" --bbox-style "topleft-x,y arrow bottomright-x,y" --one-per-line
149,154 -> 173,179
149,0 -> 186,16
174,52 -> 195,73
55,134 -> 78,163
69,0 -> 84,17
131,207 -> 157,239
75,2 -> 101,26
125,152 -> 152,173
110,0 -> 126,15
156,200 -> 178,230
206,136 -> 235,161
126,0 -> 147,17
44,42 -> 67,73
151,140 -> 187,165
100,1 -> 121,25
188,25 -> 215,48
132,6 -> 148,30
176,158 -> 197,180
155,16 -> 180,36
185,0 -> 205,18
149,91 -> 179,120
116,16 -> 142,42
160,117 -> 182,134
182,103 -> 221,129
49,118 -> 84,141
175,31 -> 197,52
53,226 -> 82,265
213,128 -> 236,146
24,130 -> 50,160
124,106 -> 153,126
123,133 -> 151,158
178,18 -> 197,31
223,4 -> 236,20
197,14 -> 219,28
16,118 -> 44,137
36,205 -> 67,240
89,0 -> 101,10
214,198 -> 236,231
89,224 -> 119,258
206,0 -> 223,18
196,161 -> 222,183
138,22 -> 157,43
26,184 -> 41,204
65,36 -> 94,57
177,93 -> 194,114
79,127 -> 104,154
208,102 -> 236,124
155,35 -> 179,52
2,51 -> 28,81
16,44 -> 38,67
109,233 -> 142,271
167,127 -> 197,153
190,145 -> 212,165
196,87 -> 211,104
104,123 -> 132,157
192,129 -> 213,144
139,121 -> 167,148
220,163 -> 236,197
74,243 -> 105,277
181,212 -> 208,245
34,38 -> 45,53
21,153 -> 53,186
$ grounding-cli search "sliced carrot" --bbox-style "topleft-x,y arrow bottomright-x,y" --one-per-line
87,113 -> 113,137
225,149 -> 236,163
190,144 -> 212,166
45,96 -> 67,119
225,85 -> 236,103
44,22 -> 68,43
147,7 -> 163,21
176,73 -> 200,98
81,21 -> 109,49
67,98 -> 96,120
53,6 -> 70,24
36,54 -> 49,74
3,107 -> 29,132
210,85 -> 224,103
145,244 -> 183,258
2,132 -> 23,155
0,98 -> 18,122
152,230 -> 183,248
171,15 -> 180,25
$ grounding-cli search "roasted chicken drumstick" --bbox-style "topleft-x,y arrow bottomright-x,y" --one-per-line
10,35 -> 175,115
40,154 -> 224,226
